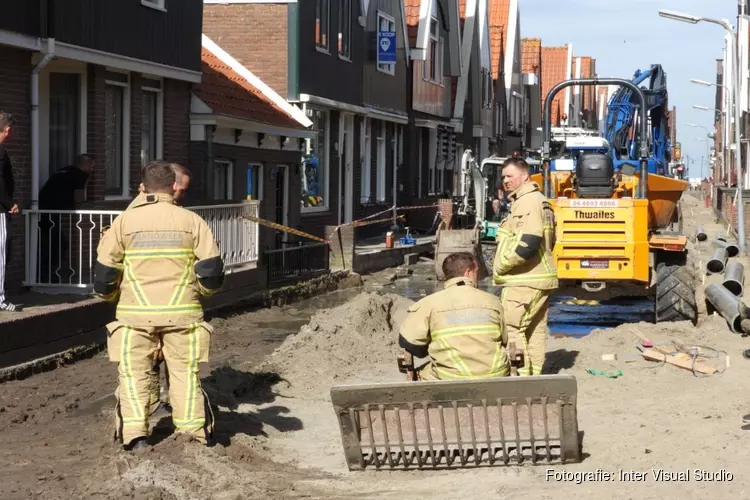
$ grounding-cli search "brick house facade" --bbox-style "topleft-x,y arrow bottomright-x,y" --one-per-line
189,36 -> 313,253
0,1 -> 203,295
203,0 -> 414,242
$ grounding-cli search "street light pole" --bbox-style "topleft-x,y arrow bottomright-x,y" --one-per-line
659,9 -> 745,252
687,123 -> 712,164
692,81 -> 733,185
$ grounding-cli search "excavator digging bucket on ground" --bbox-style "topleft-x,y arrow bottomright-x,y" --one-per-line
330,375 -> 581,470
434,226 -> 490,281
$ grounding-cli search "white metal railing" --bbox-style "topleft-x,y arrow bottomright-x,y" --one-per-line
189,203 -> 260,266
23,201 -> 260,291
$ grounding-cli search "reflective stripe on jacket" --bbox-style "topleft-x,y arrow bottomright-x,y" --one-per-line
399,277 -> 510,380
94,193 -> 224,327
493,182 -> 558,290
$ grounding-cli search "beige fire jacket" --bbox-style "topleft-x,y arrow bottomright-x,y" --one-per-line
399,277 -> 510,380
493,182 -> 558,290
93,193 -> 224,328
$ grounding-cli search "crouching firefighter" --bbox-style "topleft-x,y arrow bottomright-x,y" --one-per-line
94,160 -> 225,451
397,252 -> 511,380
493,157 -> 558,376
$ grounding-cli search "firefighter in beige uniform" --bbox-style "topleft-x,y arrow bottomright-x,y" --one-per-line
493,157 -> 557,376
125,163 -> 192,416
94,161 -> 224,451
399,252 -> 510,380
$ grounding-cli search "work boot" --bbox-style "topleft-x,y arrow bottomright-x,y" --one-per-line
124,436 -> 150,452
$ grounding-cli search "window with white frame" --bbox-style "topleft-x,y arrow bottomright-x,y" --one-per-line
213,159 -> 233,200
315,0 -> 330,51
105,71 -> 129,197
424,17 -> 443,83
141,0 -> 165,10
376,121 -> 387,201
377,12 -> 396,75
338,0 -> 351,59
48,73 -> 80,177
302,108 -> 329,211
141,77 -> 162,166
360,118 -> 371,203
246,163 -> 263,200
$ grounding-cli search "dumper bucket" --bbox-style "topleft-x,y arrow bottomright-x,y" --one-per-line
330,376 -> 581,470
641,174 -> 689,230
434,227 -> 490,281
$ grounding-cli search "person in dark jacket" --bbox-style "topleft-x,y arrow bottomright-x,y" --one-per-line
37,154 -> 95,283
0,111 -> 20,312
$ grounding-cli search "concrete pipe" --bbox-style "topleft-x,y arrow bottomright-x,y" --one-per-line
696,227 -> 708,242
707,248 -> 728,274
722,261 -> 745,297
714,239 -> 740,258
705,283 -> 749,334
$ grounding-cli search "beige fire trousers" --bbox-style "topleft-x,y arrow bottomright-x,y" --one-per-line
106,321 -> 214,446
499,286 -> 551,376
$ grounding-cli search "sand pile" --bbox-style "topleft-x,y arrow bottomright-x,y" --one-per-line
262,292 -> 414,395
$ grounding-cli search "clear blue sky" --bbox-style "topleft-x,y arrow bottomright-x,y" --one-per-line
521,0 -> 737,179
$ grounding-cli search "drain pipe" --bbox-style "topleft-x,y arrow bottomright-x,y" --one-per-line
705,283 -> 749,334
31,37 -> 55,209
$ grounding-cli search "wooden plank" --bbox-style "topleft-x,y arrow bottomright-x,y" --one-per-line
640,349 -> 718,374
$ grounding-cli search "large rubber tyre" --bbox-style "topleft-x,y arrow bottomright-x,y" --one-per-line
654,258 -> 697,324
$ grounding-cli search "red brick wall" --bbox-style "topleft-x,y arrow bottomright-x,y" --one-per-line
163,79 -> 191,168
203,4 -> 289,98
716,189 -> 750,245
87,64 -> 107,201
0,47 -> 32,291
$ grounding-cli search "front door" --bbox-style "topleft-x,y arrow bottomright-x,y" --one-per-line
273,165 -> 288,249
341,114 -> 355,224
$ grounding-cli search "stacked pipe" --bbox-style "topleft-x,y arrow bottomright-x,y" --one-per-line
703,233 -> 748,334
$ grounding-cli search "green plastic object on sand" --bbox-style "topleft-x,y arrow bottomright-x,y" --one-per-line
586,368 -> 623,379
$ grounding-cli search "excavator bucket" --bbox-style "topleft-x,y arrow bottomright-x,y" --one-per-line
434,227 -> 490,281
330,375 -> 581,470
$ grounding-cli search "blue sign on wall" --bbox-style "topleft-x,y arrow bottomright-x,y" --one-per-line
377,29 -> 396,64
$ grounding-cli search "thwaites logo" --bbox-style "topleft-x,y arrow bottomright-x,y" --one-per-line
574,209 -> 616,220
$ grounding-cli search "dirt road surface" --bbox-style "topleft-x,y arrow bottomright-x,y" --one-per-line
2,192 -> 750,499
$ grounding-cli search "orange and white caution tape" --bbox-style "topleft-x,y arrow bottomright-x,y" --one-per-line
238,215 -> 329,244
239,202 -> 442,245
352,215 -> 405,227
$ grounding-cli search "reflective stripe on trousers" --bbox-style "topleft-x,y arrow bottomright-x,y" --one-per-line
500,286 -> 551,376
113,323 -> 208,445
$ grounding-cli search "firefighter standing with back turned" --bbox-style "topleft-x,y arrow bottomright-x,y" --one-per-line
493,157 -> 557,376
94,160 -> 225,451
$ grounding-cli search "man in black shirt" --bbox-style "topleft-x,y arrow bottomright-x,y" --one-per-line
0,111 -> 20,312
38,154 -> 95,283
39,154 -> 94,210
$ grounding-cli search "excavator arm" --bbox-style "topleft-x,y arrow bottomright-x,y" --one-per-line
603,64 -> 671,175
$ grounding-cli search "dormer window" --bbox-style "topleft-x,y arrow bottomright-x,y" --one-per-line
424,17 -> 443,84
